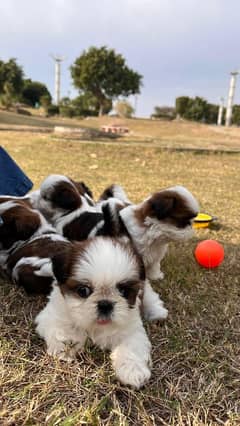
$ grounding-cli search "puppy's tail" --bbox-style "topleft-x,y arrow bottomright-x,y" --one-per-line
98,184 -> 131,204
99,199 -> 128,237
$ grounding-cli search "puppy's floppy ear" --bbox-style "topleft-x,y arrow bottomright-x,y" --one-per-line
14,210 -> 41,239
51,245 -> 73,284
149,192 -> 176,220
77,181 -> 93,199
52,185 -> 81,211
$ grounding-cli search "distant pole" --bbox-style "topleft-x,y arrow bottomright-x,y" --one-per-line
51,55 -> 65,105
134,95 -> 138,117
217,97 -> 224,126
225,71 -> 238,127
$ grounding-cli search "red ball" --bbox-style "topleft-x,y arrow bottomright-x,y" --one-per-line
194,240 -> 224,268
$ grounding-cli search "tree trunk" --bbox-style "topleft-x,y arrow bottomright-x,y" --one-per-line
98,103 -> 104,116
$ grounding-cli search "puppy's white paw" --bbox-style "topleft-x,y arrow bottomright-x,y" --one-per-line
115,359 -> 151,389
144,303 -> 168,321
147,270 -> 165,281
47,339 -> 81,362
158,270 -> 165,280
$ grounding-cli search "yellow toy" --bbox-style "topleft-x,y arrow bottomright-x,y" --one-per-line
193,213 -> 217,229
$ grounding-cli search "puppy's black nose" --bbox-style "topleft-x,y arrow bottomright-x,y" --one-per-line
97,300 -> 114,315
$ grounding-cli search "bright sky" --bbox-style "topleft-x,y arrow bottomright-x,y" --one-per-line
0,0 -> 239,117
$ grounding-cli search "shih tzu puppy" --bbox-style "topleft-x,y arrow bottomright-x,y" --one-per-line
36,175 -> 129,242
35,237 -> 152,389
0,199 -> 52,268
7,233 -> 71,294
97,183 -> 199,281
119,185 -> 199,280
0,199 -> 71,295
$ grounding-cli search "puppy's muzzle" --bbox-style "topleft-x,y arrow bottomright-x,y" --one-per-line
97,300 -> 114,316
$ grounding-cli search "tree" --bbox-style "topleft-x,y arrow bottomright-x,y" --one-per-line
115,100 -> 134,118
183,97 -> 208,122
71,46 -> 142,116
22,79 -> 51,106
175,95 -> 219,124
0,58 -> 24,107
205,103 -> 218,124
232,105 -> 240,125
59,97 -> 75,118
175,96 -> 191,117
72,93 -> 112,116
0,60 -> 5,94
151,106 -> 175,120
40,93 -> 52,110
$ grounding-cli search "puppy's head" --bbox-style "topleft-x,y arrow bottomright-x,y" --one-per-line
37,175 -> 82,220
0,201 -> 41,249
38,175 -> 94,221
52,237 -> 144,330
135,185 -> 199,241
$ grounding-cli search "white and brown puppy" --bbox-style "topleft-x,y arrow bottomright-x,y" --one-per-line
35,237 -> 152,389
120,185 -> 199,281
0,191 -> 40,209
7,233 -> 71,294
0,200 -> 52,268
36,176 -> 129,242
0,199 -> 166,319
36,174 -> 94,222
0,199 -> 70,294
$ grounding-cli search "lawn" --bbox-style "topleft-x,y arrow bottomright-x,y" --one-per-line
0,130 -> 239,425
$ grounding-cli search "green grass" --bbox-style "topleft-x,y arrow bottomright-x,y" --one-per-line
0,130 -> 240,425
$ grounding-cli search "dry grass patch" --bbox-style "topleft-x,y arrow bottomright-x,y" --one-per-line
68,116 -> 240,152
0,132 -> 239,425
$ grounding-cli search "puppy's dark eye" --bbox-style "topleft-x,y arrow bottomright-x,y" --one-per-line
117,280 -> 139,299
118,286 -> 130,298
76,285 -> 92,298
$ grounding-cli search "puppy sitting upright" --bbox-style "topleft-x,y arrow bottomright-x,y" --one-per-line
35,237 -> 152,389
119,185 -> 199,280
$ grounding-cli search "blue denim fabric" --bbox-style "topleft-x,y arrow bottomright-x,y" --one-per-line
0,146 -> 33,196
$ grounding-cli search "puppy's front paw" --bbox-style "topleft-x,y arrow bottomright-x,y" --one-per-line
147,270 -> 164,281
47,339 -> 81,362
144,303 -> 168,321
115,359 -> 151,389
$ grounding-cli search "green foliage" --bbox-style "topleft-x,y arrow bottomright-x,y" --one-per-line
22,79 -> 51,107
232,104 -> 240,125
184,97 -> 208,121
58,94 -> 112,118
0,58 -> 24,108
59,99 -> 75,118
46,104 -> 59,117
152,106 -> 176,120
71,93 -> 99,116
204,103 -> 218,124
115,100 -> 134,118
175,96 -> 191,116
71,46 -> 142,115
40,93 -> 51,108
175,96 -> 218,124
0,82 -> 15,108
